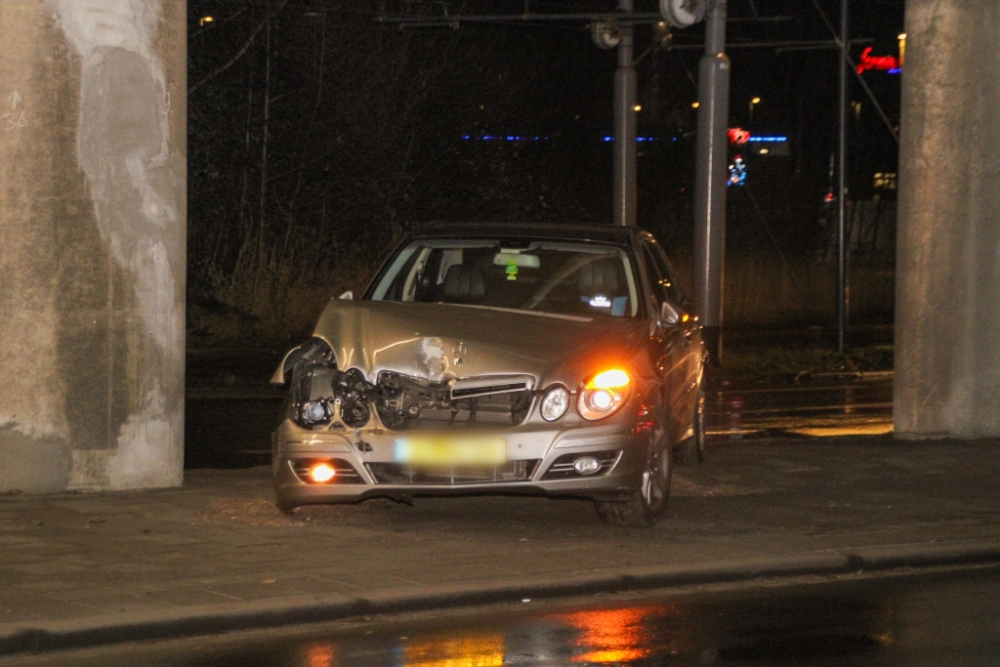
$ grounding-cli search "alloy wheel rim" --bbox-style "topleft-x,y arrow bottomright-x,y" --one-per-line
641,425 -> 669,509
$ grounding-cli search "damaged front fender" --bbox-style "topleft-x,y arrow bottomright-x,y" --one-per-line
270,337 -> 334,386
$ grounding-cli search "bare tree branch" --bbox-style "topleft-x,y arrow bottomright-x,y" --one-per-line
189,0 -> 290,95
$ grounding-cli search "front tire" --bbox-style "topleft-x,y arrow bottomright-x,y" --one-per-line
594,419 -> 672,527
679,383 -> 706,465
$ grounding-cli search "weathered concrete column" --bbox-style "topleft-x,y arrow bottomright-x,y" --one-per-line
895,0 -> 1000,438
0,1 -> 186,491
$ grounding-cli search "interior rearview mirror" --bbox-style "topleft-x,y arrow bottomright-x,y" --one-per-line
338,290 -> 353,300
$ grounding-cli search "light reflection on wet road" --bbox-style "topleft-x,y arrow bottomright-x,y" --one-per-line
15,566 -> 999,667
706,377 -> 894,440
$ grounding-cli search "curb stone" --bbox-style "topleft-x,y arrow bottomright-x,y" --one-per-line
3,542 -> 999,657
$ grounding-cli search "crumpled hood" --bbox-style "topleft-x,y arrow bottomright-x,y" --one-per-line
311,299 -> 650,388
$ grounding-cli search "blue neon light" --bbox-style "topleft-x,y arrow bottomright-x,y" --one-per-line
459,134 -> 663,143
462,134 -> 546,142
601,136 -> 658,142
747,136 -> 788,143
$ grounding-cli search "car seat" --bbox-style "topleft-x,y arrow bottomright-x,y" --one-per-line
576,259 -> 628,316
441,265 -> 487,304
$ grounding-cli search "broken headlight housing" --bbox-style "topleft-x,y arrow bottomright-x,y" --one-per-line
300,399 -> 334,426
287,340 -> 375,429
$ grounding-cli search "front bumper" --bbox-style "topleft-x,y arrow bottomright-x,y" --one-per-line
272,415 -> 646,508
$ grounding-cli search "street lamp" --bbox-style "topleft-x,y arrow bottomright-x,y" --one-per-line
749,96 -> 761,125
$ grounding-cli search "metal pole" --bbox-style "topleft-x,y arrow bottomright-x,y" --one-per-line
612,0 -> 637,227
837,0 -> 848,352
693,0 -> 730,366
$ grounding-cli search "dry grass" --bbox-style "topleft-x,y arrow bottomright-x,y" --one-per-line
723,344 -> 894,376
672,253 -> 895,327
189,239 -> 389,348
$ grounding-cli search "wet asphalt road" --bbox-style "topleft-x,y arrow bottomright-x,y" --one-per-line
9,565 -> 999,666
706,377 -> 893,441
184,349 -> 894,469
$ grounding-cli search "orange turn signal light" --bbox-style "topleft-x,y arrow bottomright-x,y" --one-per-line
586,369 -> 630,390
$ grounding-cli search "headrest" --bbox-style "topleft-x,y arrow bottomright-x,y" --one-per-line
442,265 -> 487,303
577,259 -> 620,294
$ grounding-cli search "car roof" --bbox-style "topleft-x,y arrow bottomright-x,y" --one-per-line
409,222 -> 645,245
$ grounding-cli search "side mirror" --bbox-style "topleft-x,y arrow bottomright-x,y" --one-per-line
659,301 -> 682,327
338,290 -> 353,300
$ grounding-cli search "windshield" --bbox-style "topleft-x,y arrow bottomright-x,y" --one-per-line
370,239 -> 639,318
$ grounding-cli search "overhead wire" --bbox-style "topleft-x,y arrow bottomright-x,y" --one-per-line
808,0 -> 900,144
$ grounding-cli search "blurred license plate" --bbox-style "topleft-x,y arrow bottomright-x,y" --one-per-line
394,437 -> 507,466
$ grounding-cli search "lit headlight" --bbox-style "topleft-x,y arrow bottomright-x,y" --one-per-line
540,385 -> 570,421
578,369 -> 631,420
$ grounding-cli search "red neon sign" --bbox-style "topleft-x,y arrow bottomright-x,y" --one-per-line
728,128 -> 750,145
857,47 -> 900,74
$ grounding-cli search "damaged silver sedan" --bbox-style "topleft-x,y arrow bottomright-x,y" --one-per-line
271,223 -> 705,526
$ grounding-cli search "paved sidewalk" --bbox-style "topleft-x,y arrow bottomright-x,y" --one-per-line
1,436 -> 999,655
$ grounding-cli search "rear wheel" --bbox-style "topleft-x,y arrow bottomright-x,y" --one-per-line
679,383 -> 706,465
594,419 -> 672,527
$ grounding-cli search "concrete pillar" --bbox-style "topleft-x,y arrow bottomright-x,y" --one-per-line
693,1 -> 730,367
0,1 -> 186,491
895,0 -> 1000,438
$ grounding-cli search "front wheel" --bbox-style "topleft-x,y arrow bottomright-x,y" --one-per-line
594,420 -> 672,527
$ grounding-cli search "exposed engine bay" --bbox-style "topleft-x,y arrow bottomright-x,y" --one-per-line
284,339 -> 534,431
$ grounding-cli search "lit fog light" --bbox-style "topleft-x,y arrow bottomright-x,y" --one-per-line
309,462 -> 336,483
540,386 -> 570,421
573,456 -> 602,476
